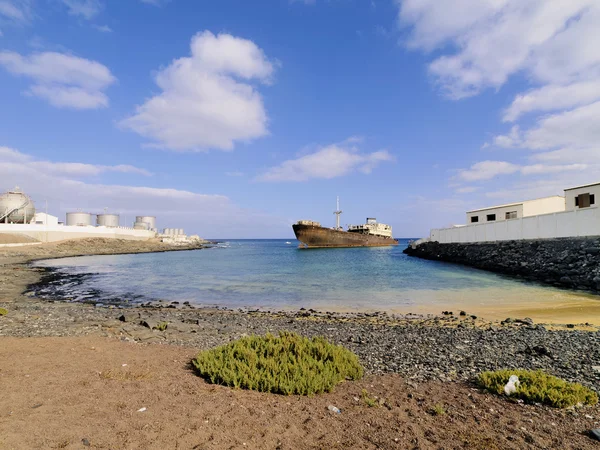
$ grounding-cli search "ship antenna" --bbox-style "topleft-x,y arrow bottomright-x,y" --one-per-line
334,196 -> 343,230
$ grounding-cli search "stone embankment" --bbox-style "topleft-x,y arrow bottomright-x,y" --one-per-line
404,237 -> 600,293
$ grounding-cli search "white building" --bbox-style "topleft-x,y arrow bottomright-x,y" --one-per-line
429,182 -> 600,244
564,182 -> 599,211
30,212 -> 59,226
466,196 -> 565,224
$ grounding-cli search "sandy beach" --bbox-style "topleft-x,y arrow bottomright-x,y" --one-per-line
1,238 -> 600,449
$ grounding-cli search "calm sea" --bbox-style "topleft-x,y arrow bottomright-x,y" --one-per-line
34,239 -> 600,321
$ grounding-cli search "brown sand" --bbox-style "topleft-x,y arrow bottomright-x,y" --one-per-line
0,336 -> 598,450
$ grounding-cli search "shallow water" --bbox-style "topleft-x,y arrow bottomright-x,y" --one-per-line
34,239 -> 600,324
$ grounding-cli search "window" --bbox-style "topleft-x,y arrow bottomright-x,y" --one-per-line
592,194 -> 596,205
486,214 -> 496,221
470,216 -> 479,223
505,211 -> 517,220
577,193 -> 592,208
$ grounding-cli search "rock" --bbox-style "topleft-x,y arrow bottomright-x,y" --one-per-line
589,429 -> 600,442
459,311 -> 466,316
141,319 -> 158,330
119,311 -> 140,323
82,438 -> 91,447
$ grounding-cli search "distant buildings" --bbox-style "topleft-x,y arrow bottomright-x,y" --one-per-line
430,182 -> 600,244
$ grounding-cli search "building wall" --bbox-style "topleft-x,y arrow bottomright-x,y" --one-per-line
431,206 -> 600,243
565,185 -> 600,211
466,204 -> 523,224
522,196 -> 565,216
0,224 -> 155,242
31,213 -> 59,226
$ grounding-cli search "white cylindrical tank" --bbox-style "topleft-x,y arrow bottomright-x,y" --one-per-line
0,187 -> 35,224
66,212 -> 93,227
163,228 -> 170,235
136,216 -> 156,230
178,228 -> 184,236
133,221 -> 149,230
96,214 -> 119,227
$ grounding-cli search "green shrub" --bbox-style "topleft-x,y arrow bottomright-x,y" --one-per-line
154,322 -> 168,331
192,332 -> 363,395
0,308 -> 7,316
478,369 -> 598,408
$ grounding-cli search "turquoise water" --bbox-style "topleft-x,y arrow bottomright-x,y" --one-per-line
35,239 -> 597,316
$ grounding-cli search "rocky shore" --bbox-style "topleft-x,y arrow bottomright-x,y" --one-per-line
404,237 -> 600,294
0,238 -> 598,389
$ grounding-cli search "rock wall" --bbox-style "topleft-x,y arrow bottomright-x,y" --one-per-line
404,237 -> 600,293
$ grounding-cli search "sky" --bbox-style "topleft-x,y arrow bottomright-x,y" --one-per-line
0,0 -> 599,238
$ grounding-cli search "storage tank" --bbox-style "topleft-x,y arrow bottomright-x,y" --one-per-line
136,216 -> 156,230
179,229 -> 185,236
0,187 -> 35,224
96,214 -> 119,227
134,221 -> 149,230
66,212 -> 93,227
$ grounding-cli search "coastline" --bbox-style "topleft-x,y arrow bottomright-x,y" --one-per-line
1,238 -> 600,448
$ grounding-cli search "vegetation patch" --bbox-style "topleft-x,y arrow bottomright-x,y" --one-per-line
361,389 -> 380,407
0,308 -> 7,316
429,404 -> 447,416
192,332 -> 363,395
478,369 -> 598,408
154,322 -> 168,331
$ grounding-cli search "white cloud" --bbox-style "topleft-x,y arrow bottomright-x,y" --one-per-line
92,24 -> 112,33
0,50 -> 115,109
60,0 -> 102,19
398,0 -> 600,99
398,0 -> 600,201
503,81 -> 600,122
120,31 -> 276,151
0,147 -> 151,177
0,0 -> 30,22
257,140 -> 394,182
457,160 -> 586,183
457,161 -> 519,182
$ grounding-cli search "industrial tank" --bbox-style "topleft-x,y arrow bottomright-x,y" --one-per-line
96,214 -> 119,228
66,212 -> 93,227
178,228 -> 185,236
133,221 -> 149,230
0,187 -> 35,224
136,216 -> 156,230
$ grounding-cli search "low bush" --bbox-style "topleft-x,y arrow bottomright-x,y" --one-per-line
192,331 -> 363,395
0,308 -> 7,316
478,369 -> 598,408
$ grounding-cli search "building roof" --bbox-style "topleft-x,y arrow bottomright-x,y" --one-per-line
466,195 -> 563,214
564,181 -> 600,191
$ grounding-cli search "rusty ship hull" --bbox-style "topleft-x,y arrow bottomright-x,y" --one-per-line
293,223 -> 399,248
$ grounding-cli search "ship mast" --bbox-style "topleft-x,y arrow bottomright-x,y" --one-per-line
334,196 -> 343,230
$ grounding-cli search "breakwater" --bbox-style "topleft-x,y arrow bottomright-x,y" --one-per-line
404,237 -> 600,293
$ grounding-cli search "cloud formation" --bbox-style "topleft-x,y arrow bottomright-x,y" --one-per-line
120,31 -> 276,151
60,0 -> 102,19
0,146 -> 152,177
0,50 -> 116,109
398,0 -> 600,200
257,140 -> 393,182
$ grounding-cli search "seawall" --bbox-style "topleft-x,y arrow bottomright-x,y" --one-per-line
404,237 -> 600,293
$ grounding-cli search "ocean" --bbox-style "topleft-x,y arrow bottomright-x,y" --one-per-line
34,239 -> 600,322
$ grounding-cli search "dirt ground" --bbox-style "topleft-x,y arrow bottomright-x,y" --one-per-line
0,336 -> 598,450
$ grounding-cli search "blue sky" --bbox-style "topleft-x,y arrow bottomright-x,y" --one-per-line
1,0 -> 599,238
